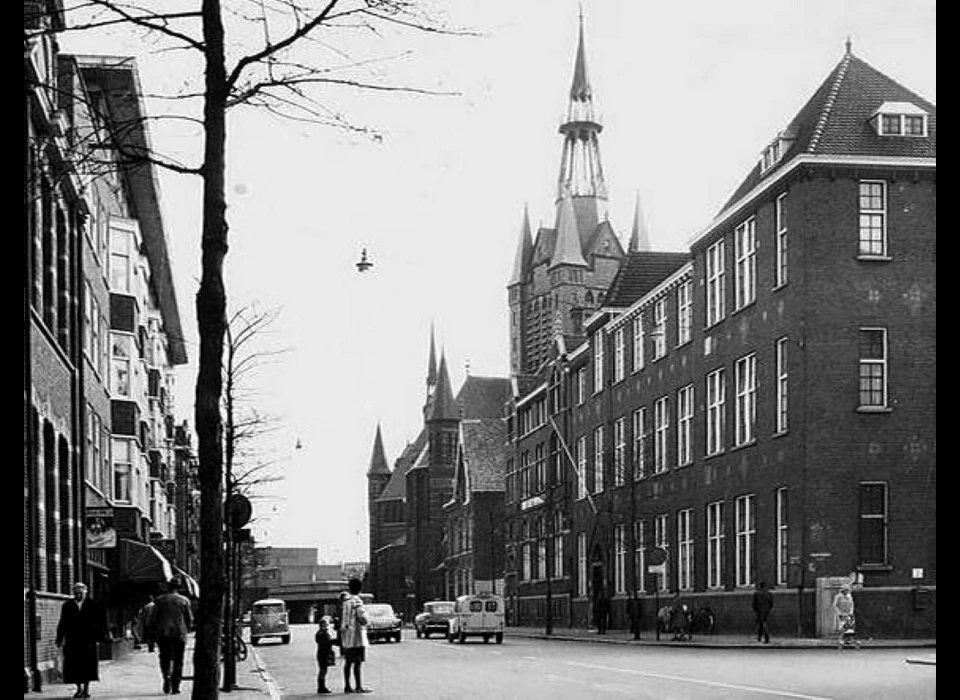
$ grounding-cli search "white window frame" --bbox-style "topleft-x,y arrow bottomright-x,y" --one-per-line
552,511 -> 564,580
652,298 -> 667,360
593,426 -> 604,493
111,332 -> 134,398
613,326 -> 626,384
735,494 -> 755,588
576,436 -> 587,500
614,524 -> 628,594
734,217 -> 757,310
776,338 -> 788,433
632,315 -> 645,372
735,354 -> 757,446
654,396 -> 669,474
706,368 -> 726,456
654,514 -> 670,592
575,368 -> 586,406
577,532 -> 588,597
613,417 -> 626,487
706,239 -> 726,326
858,180 -> 887,257
677,279 -> 692,345
775,193 -> 788,287
859,328 -> 888,408
776,488 -> 789,587
706,501 -> 725,589
633,521 -> 646,593
677,509 -> 693,591
632,407 -> 647,480
677,385 -> 694,467
859,481 -> 889,566
593,332 -> 605,394
112,437 -> 134,503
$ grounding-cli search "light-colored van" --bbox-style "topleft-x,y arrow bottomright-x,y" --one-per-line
249,598 -> 290,645
447,592 -> 505,644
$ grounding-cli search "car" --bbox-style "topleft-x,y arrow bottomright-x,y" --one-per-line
249,598 -> 290,645
414,600 -> 455,639
447,592 -> 505,644
364,603 -> 402,643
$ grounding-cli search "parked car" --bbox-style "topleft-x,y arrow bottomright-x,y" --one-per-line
249,598 -> 290,645
365,603 -> 402,643
447,592 -> 505,644
414,600 -> 455,639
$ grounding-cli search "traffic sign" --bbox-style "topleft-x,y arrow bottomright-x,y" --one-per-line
648,547 -> 668,566
647,563 -> 666,575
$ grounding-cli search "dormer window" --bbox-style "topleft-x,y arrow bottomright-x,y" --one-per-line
759,130 -> 796,174
871,102 -> 928,137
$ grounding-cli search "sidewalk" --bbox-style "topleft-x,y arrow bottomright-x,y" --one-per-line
28,636 -> 279,699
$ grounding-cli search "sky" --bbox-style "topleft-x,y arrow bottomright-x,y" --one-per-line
61,0 -> 936,564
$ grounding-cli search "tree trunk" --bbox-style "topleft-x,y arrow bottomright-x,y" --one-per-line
193,1 -> 228,697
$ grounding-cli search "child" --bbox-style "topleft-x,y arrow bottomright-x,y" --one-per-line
314,616 -> 337,694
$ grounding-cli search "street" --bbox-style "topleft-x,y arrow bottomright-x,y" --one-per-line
252,624 -> 936,700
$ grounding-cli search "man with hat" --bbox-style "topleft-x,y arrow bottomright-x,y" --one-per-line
150,577 -> 194,694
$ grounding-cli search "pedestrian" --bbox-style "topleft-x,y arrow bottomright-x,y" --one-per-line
669,592 -> 691,641
315,615 -> 337,694
752,580 -> 774,643
832,584 -> 858,649
339,577 -> 371,694
134,594 -> 157,652
594,594 -> 611,635
151,578 -> 194,694
56,581 -> 108,699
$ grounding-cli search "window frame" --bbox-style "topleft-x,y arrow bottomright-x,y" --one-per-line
858,180 -> 888,257
677,508 -> 693,591
706,501 -> 725,590
775,193 -> 788,288
858,327 -> 888,409
706,368 -> 726,456
776,337 -> 789,433
735,494 -> 756,588
653,396 -> 669,474
677,279 -> 693,345
735,354 -> 757,446
632,314 -> 645,372
706,239 -> 726,327
859,481 -> 889,566
613,417 -> 626,487
676,384 -> 694,467
734,216 -> 757,310
776,487 -> 789,587
632,407 -> 647,481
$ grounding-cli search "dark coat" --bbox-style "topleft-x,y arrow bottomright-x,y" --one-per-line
56,597 -> 107,683
752,588 -> 774,618
315,627 -> 336,667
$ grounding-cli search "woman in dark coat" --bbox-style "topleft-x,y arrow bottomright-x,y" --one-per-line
56,582 -> 107,698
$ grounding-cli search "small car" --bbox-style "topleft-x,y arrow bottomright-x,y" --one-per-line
447,592 -> 505,644
364,603 -> 402,643
414,600 -> 455,639
249,598 -> 290,645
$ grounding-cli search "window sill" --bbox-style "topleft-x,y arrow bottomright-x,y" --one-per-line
731,439 -> 757,452
772,429 -> 789,439
704,450 -> 726,461
856,254 -> 892,262
856,406 -> 893,414
857,564 -> 893,573
772,282 -> 788,292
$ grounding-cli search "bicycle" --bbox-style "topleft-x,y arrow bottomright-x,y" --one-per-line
221,626 -> 248,662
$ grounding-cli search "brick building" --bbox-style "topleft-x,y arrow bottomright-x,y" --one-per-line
25,3 -> 191,689
505,38 -> 935,638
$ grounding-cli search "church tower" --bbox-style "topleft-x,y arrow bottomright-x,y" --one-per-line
365,423 -> 391,586
508,11 -> 633,379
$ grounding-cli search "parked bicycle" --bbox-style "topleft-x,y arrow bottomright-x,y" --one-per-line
221,625 -> 248,662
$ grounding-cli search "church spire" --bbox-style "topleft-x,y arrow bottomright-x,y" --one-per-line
427,322 -> 438,389
629,191 -> 652,252
508,204 -> 534,286
429,350 -> 459,422
366,423 -> 391,476
556,9 -> 607,237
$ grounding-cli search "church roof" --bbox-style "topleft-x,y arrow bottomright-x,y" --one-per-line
550,185 -> 589,269
455,375 -> 511,420
459,419 -> 508,493
375,431 -> 427,502
720,48 -> 936,212
508,205 -> 534,286
428,352 -> 460,421
604,252 -> 691,308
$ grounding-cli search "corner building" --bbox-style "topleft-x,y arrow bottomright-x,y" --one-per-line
505,40 -> 935,638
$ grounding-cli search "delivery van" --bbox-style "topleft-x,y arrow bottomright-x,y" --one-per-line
249,598 -> 290,645
447,592 -> 505,644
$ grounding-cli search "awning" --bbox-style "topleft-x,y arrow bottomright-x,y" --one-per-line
173,566 -> 200,598
117,538 -> 174,584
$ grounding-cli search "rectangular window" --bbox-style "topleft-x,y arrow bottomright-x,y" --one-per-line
859,328 -> 888,408
537,536 -> 547,580
706,239 -> 726,326
109,223 -> 133,293
593,333 -> 605,393
576,436 -> 587,500
522,542 -> 531,582
632,315 -> 645,372
706,501 -> 725,589
653,298 -> 667,360
859,180 -> 887,256
613,327 -> 626,384
775,194 -> 788,287
633,521 -> 646,593
553,511 -> 564,580
776,338 -> 788,433
575,368 -> 586,406
654,396 -> 669,474
904,115 -> 926,136
735,354 -> 757,446
593,426 -> 604,493
654,514 -> 670,592
706,368 -> 726,456
859,482 -> 888,565
677,509 -> 693,591
632,407 -> 647,480
613,417 -> 626,487
735,494 -> 755,587
677,385 -> 694,467
677,280 -> 692,345
614,524 -> 628,594
83,283 -> 94,359
880,114 -> 901,135
577,532 -> 588,597
776,488 -> 789,587
734,217 -> 757,309
113,438 -> 133,502
111,333 -> 133,398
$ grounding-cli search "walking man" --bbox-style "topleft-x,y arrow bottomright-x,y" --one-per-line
752,580 -> 774,643
151,578 -> 193,694
339,577 -> 371,694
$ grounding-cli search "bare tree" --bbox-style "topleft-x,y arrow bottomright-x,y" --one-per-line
27,2 -> 471,695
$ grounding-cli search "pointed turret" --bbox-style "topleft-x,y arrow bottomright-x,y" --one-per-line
366,424 -> 391,476
557,10 -> 608,237
427,323 -> 438,389
551,184 -> 588,268
508,204 -> 534,286
429,351 -> 460,422
629,192 -> 652,253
